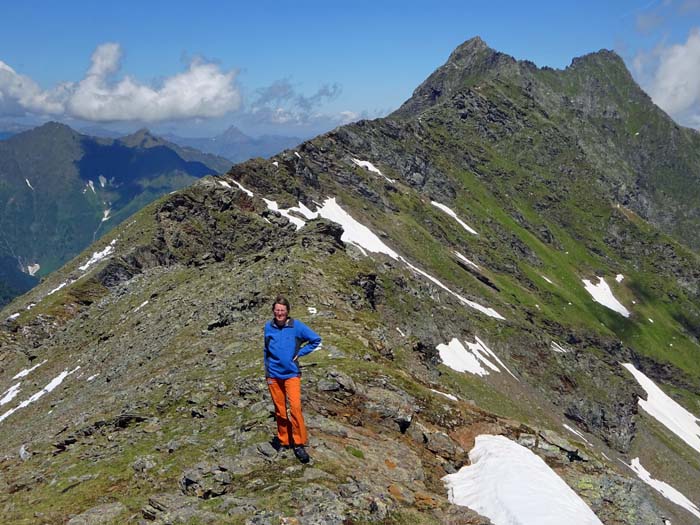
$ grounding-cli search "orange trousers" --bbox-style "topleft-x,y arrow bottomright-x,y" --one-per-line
267,376 -> 307,446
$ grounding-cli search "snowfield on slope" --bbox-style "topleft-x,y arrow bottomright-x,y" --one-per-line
626,457 -> 700,520
0,367 -> 80,423
431,201 -> 478,235
582,276 -> 630,317
437,337 -> 517,379
622,363 -> 700,455
79,239 -> 117,271
350,158 -> 395,183
443,434 -> 603,525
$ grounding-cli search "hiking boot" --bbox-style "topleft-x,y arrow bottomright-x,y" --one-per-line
270,437 -> 289,451
294,446 -> 310,463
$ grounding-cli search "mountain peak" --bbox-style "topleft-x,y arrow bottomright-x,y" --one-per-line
119,128 -> 164,148
444,36 -> 492,63
217,125 -> 251,143
392,36 -> 517,117
8,121 -> 82,144
569,48 -> 625,69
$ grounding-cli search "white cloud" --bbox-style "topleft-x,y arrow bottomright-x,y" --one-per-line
0,43 -> 241,122
339,110 -> 360,123
637,29 -> 700,125
0,61 -> 65,116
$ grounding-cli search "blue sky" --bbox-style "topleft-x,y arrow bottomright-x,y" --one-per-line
1,1 -> 699,138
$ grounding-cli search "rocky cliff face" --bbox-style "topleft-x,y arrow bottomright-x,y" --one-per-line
1,38 -> 700,524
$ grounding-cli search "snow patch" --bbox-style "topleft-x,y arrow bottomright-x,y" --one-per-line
12,359 -> 48,379
88,180 -> 96,194
431,389 -> 458,401
315,198 -> 398,257
396,327 -> 406,337
615,274 -> 624,283
649,318 -> 654,323
438,338 -> 489,376
307,307 -> 317,315
294,151 -> 301,159
551,341 -> 568,354
626,458 -> 700,520
438,337 -> 517,379
133,300 -> 149,313
25,178 -> 34,190
431,201 -> 478,235
0,383 -> 21,405
47,281 -> 70,296
87,374 -> 99,382
263,199 -> 307,230
27,263 -> 40,276
7,312 -> 20,321
563,424 -> 592,445
272,161 -> 279,167
26,303 -> 36,310
99,175 -> 107,188
101,209 -> 111,222
622,363 -> 700,455
218,180 -> 232,189
79,239 -> 116,271
443,434 -> 603,525
582,277 -> 630,317
541,275 -> 553,284
402,262 -> 505,320
0,367 -> 80,423
455,251 -> 479,270
350,158 -> 395,183
232,180 -> 254,197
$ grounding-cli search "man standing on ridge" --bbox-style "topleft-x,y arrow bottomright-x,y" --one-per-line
264,295 -> 321,463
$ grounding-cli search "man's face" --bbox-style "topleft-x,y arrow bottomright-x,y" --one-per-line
273,304 -> 288,324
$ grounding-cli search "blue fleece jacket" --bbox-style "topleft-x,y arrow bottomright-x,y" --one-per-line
264,318 -> 322,379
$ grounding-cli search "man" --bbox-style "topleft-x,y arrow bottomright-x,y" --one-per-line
264,295 -> 321,463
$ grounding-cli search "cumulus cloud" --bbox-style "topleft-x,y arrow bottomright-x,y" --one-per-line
0,43 -> 241,122
641,29 -> 700,123
0,61 -> 65,116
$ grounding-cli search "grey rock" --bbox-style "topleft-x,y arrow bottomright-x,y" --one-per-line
216,495 -> 258,516
132,455 -> 156,472
256,441 -> 277,458
19,444 -> 31,461
67,502 -> 127,524
517,433 -> 537,448
179,462 -> 233,499
425,431 -> 461,458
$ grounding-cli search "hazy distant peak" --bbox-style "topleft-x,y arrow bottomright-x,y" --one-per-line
118,128 -> 164,148
218,125 -> 250,142
8,121 -> 82,145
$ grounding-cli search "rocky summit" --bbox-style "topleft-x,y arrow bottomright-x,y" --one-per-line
1,37 -> 700,524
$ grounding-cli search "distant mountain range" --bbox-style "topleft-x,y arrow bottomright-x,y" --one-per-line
163,125 -> 303,163
0,123 -> 231,306
1,122 -> 303,165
